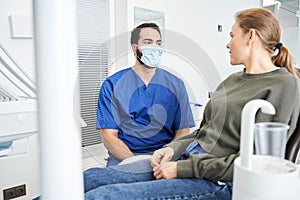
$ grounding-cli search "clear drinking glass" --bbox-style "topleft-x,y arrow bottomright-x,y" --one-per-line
254,122 -> 290,159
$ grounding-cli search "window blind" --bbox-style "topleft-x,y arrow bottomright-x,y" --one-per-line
77,0 -> 110,146
264,0 -> 300,66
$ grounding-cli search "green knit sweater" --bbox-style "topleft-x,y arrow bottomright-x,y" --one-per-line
166,68 -> 300,182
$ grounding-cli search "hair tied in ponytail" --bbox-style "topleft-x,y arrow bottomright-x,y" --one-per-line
273,43 -> 282,56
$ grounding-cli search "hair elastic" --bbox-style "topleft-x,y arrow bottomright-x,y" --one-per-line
274,43 -> 282,50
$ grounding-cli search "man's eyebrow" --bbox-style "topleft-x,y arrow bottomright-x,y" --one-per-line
142,38 -> 162,42
142,38 -> 153,42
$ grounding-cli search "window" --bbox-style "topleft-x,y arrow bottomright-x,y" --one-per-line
263,0 -> 300,67
77,0 -> 110,146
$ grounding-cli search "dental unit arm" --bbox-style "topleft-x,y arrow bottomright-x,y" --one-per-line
233,99 -> 300,200
239,99 -> 275,169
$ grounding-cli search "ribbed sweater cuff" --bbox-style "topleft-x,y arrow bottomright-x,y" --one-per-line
177,160 -> 194,178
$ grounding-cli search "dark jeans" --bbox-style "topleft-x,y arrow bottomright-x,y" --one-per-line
84,159 -> 232,200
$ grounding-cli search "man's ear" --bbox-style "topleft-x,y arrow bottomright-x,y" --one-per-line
132,44 -> 137,55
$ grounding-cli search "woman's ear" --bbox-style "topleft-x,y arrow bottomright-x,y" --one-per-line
248,29 -> 256,41
247,29 -> 257,46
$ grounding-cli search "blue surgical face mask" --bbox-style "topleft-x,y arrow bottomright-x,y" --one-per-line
137,45 -> 162,68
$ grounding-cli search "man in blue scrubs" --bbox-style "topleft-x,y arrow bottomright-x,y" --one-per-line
97,23 -> 195,166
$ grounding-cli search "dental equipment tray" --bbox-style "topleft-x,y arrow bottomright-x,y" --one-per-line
0,99 -> 37,143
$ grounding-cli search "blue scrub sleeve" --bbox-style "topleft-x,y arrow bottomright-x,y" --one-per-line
96,81 -> 118,129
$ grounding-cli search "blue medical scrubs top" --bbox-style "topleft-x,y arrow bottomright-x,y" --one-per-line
97,68 -> 195,153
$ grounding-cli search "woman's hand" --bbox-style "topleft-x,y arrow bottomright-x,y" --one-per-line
153,161 -> 177,180
150,147 -> 174,168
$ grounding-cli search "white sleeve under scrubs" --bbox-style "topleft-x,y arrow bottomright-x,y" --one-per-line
96,67 -> 195,153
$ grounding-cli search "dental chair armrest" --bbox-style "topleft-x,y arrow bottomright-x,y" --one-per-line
118,155 -> 152,165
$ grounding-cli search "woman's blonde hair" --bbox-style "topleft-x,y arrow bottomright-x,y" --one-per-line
236,8 -> 299,78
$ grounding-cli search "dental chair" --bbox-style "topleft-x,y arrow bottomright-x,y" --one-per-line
285,115 -> 300,163
285,68 -> 300,163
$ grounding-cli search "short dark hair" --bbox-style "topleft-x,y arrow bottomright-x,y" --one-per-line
130,23 -> 161,45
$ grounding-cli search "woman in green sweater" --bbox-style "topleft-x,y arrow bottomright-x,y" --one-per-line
84,8 -> 300,200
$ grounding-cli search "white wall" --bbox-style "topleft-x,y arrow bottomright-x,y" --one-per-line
112,0 -> 260,126
0,0 -> 35,81
128,0 -> 260,79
